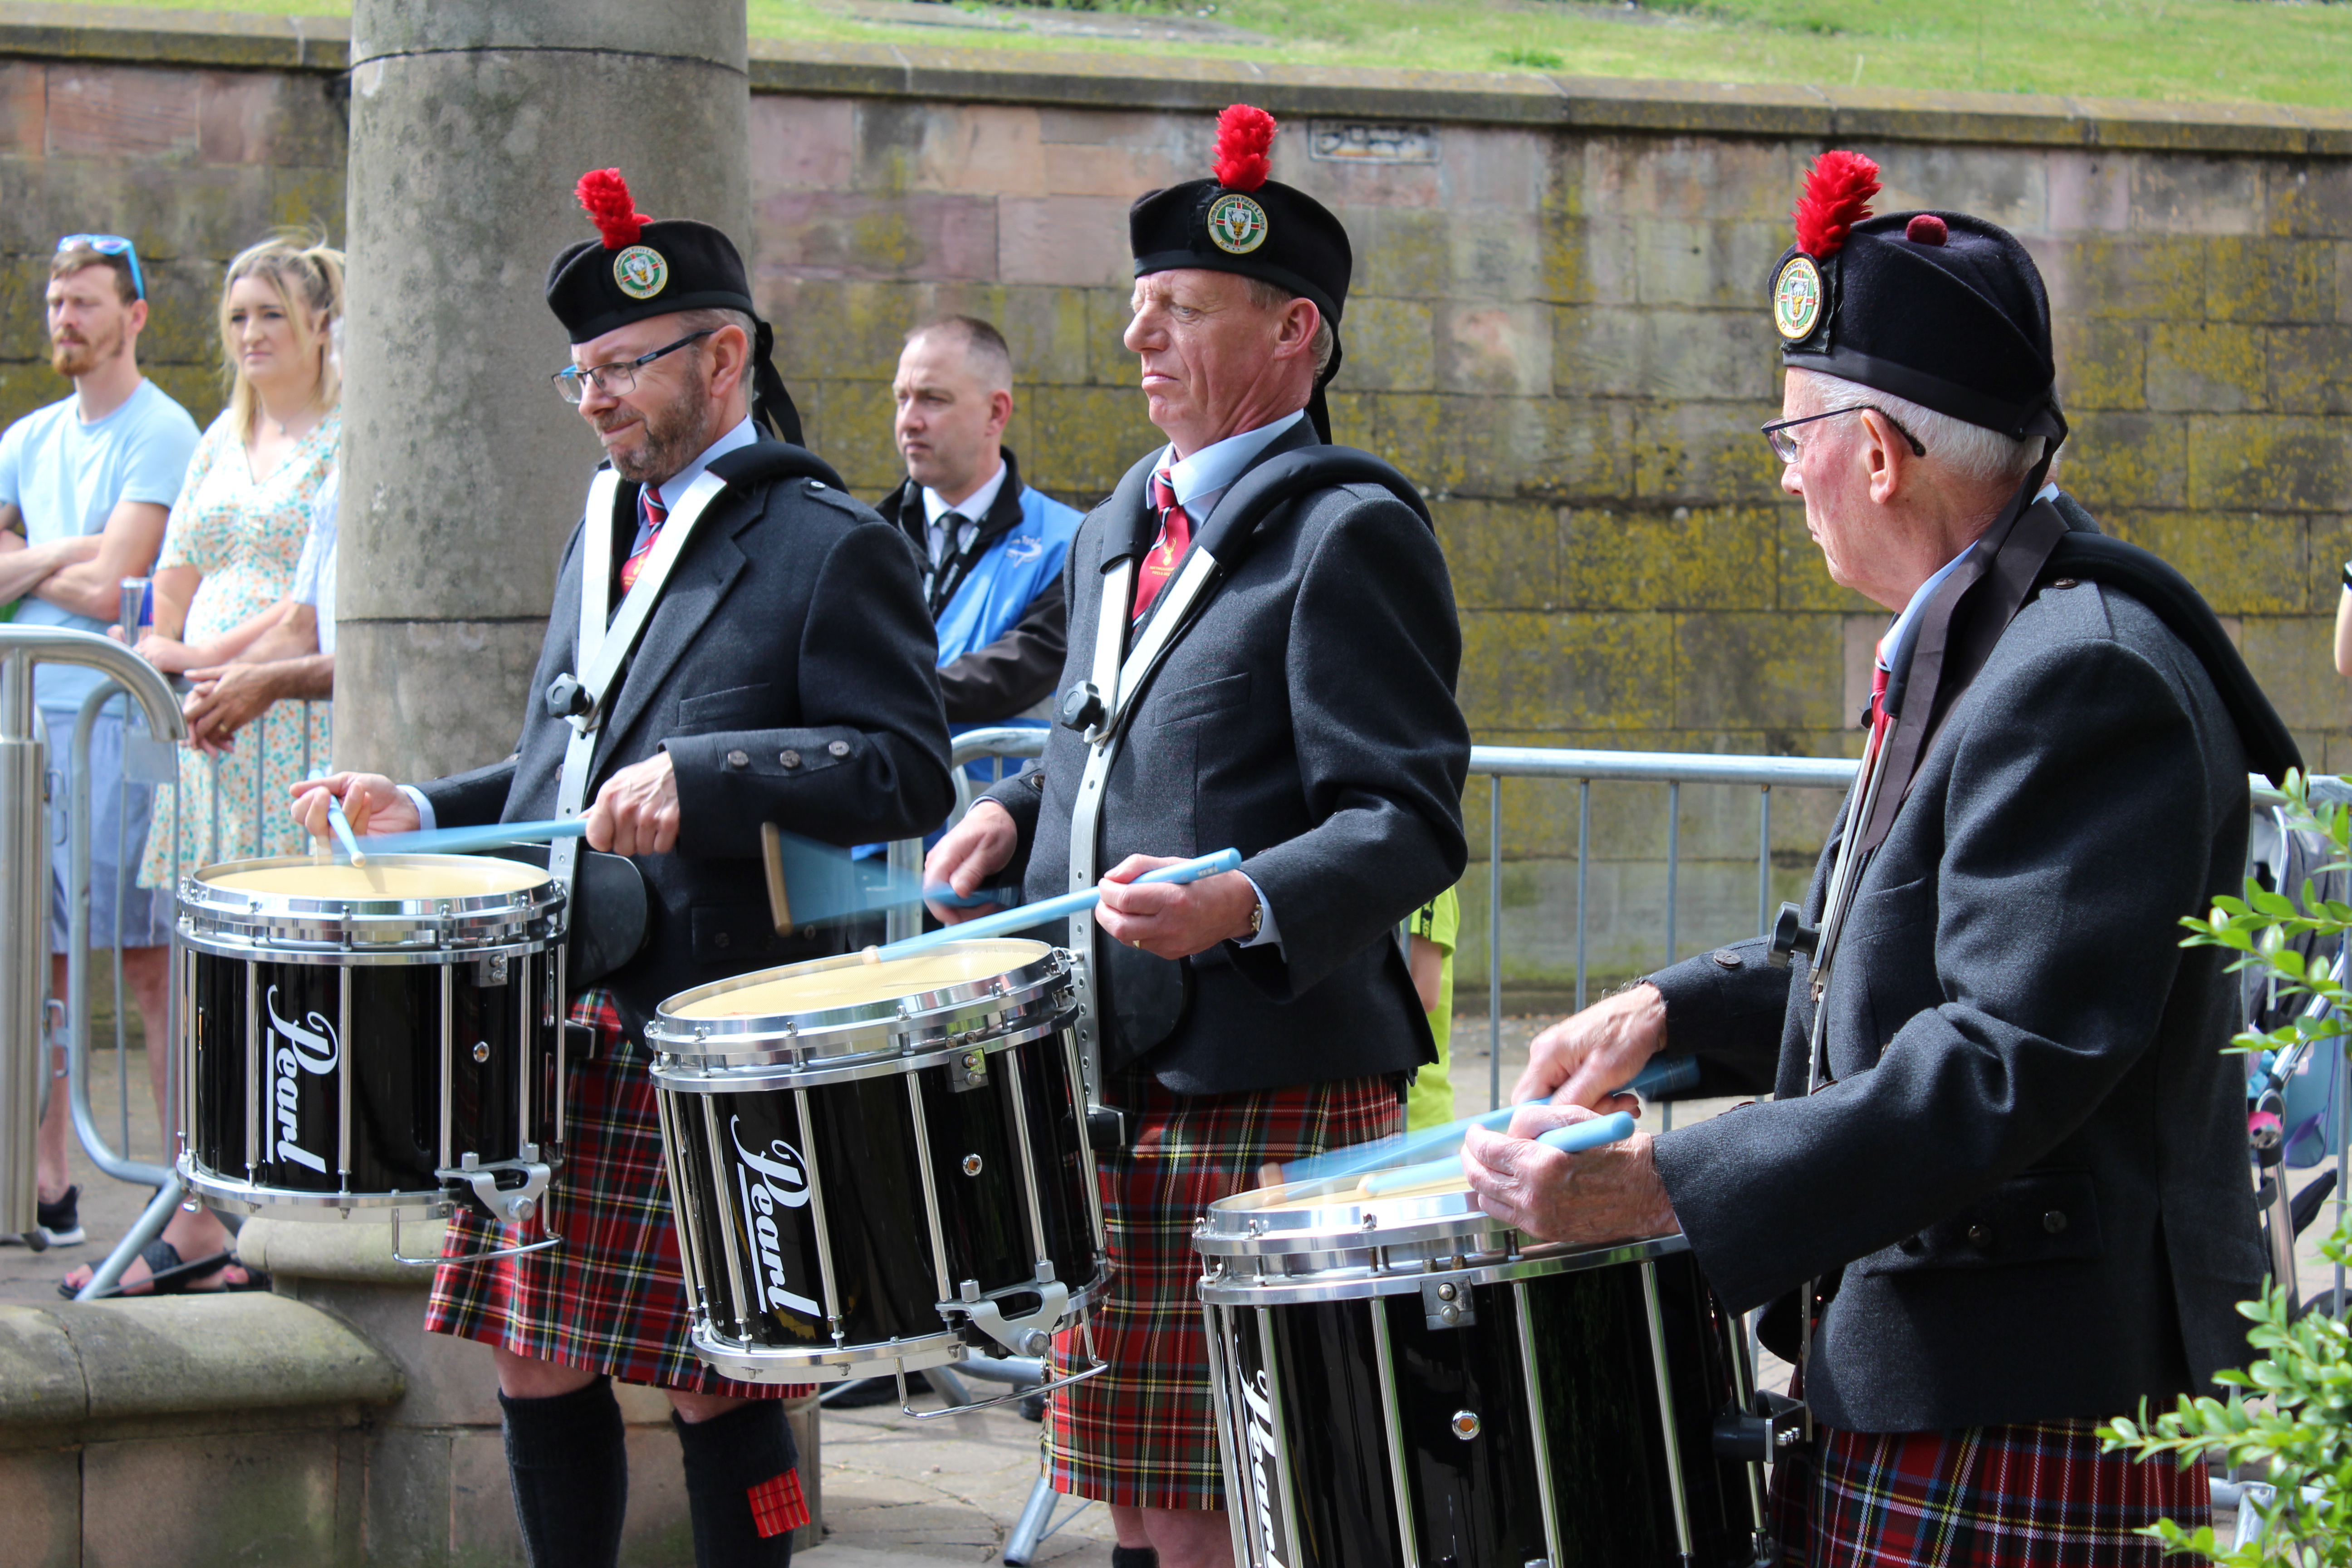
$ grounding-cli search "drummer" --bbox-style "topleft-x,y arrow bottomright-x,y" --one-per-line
1468,156 -> 2274,1561
295,171 -> 952,1568
924,105 -> 1470,1568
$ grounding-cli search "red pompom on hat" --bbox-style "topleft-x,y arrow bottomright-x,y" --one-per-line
1905,213 -> 1949,246
575,168 -> 648,250
1212,104 -> 1276,192
1792,150 -> 1881,258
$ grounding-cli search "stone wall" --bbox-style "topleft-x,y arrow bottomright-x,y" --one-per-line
3,7 -> 2348,997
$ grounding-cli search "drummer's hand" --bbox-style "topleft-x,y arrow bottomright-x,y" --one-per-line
923,801 -> 1018,924
1463,1102 -> 1679,1247
586,751 -> 679,857
1510,983 -> 1668,1114
291,772 -> 416,841
1095,856 -> 1256,960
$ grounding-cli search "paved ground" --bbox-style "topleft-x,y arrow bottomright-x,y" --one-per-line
3,1014 -> 2311,1560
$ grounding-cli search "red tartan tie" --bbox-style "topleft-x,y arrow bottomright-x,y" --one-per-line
618,488 -> 668,596
1132,471 -> 1191,620
1869,660 -> 1891,741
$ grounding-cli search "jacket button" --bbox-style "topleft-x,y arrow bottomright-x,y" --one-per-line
725,749 -> 750,769
2043,1210 -> 2068,1234
1710,947 -> 1742,969
799,925 -> 815,939
714,932 -> 731,950
1965,1223 -> 1991,1246
779,750 -> 801,768
828,740 -> 851,757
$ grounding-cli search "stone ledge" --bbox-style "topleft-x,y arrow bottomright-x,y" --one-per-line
2,2 -> 2350,156
237,1214 -> 447,1287
0,1295 -> 402,1431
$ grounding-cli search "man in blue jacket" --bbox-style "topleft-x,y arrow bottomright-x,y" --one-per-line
875,316 -> 1080,730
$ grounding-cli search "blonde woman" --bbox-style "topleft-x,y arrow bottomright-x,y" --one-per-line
64,236 -> 341,1296
135,235 -> 340,887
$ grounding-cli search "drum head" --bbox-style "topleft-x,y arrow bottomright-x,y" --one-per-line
200,855 -> 549,900
669,939 -> 1052,1020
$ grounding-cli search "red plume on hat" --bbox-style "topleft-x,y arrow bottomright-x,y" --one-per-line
575,168 -> 648,250
1793,150 -> 1880,258
1212,104 -> 1276,192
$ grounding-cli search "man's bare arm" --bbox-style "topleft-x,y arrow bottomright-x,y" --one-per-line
31,499 -> 168,621
0,500 -> 101,604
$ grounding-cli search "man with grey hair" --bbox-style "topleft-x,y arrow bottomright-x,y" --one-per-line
1470,157 -> 2292,1562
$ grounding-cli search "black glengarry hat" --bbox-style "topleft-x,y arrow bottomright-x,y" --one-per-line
1130,106 -> 1352,440
548,170 -> 804,447
1770,151 -> 2065,448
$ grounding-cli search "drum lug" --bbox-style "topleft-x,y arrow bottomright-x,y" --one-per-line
437,1147 -> 553,1224
474,952 -> 510,987
949,1047 -> 990,1093
1421,1276 -> 1476,1330
1711,1388 -> 1807,1462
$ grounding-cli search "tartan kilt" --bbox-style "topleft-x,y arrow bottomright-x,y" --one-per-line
425,989 -> 809,1399
1771,1416 -> 2209,1567
1045,1068 -> 1404,1512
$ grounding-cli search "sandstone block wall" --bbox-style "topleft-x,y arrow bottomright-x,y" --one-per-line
3,12 -> 2347,1000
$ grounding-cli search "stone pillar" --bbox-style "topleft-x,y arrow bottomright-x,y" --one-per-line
338,1 -> 750,782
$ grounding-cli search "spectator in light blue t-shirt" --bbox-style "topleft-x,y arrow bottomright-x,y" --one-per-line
0,236 -> 199,1257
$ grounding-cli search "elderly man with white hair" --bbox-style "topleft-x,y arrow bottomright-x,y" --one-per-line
1468,153 -> 2294,1566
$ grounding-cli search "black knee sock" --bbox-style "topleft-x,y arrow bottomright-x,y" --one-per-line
674,1402 -> 801,1568
500,1377 -> 629,1568
1112,1548 -> 1161,1568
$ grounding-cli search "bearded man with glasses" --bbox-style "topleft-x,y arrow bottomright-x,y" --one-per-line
295,172 -> 952,1568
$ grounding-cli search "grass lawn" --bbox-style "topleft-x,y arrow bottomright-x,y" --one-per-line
36,0 -> 2352,110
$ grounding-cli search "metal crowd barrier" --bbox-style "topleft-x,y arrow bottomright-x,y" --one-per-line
0,614 -> 328,1296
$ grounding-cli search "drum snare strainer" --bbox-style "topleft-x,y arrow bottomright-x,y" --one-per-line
1197,1172 -> 1777,1568
648,939 -> 1109,1404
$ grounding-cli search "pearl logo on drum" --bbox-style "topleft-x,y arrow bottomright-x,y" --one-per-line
264,985 -> 339,1173
1240,1366 -> 1290,1568
729,1116 -> 823,1322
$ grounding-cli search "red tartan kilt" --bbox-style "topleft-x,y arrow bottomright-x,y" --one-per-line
1045,1069 -> 1404,1512
1772,1416 -> 2210,1567
424,990 -> 809,1399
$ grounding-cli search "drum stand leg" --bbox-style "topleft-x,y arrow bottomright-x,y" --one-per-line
1004,1474 -> 1089,1567
71,1171 -> 186,1301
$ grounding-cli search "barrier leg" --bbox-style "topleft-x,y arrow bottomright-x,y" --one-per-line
72,1172 -> 184,1301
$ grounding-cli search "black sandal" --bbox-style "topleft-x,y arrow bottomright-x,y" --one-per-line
61,1240 -> 266,1299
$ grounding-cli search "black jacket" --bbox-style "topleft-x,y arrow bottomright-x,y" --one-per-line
872,447 -> 1067,725
982,420 -> 1470,1094
1648,498 -> 2264,1432
420,441 -> 956,1036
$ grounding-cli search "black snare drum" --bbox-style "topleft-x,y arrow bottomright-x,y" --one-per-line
647,939 -> 1106,1387
1197,1171 -> 1772,1568
176,854 -> 567,1226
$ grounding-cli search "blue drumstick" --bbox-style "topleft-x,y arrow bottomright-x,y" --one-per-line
1359,1110 -> 1637,1196
879,848 -> 1243,959
357,817 -> 588,856
1280,1054 -> 1699,1185
325,794 -> 366,864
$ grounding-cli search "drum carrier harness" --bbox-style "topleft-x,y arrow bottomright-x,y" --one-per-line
1053,445 -> 1433,1149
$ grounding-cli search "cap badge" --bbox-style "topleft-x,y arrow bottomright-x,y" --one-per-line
1205,192 -> 1269,256
1773,254 -> 1824,342
613,245 -> 669,300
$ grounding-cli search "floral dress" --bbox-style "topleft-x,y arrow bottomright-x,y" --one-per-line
137,411 -> 338,888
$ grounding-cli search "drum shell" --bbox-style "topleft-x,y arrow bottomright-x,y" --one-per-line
657,1010 -> 1104,1382
175,856 -> 566,1220
1208,1244 -> 1754,1568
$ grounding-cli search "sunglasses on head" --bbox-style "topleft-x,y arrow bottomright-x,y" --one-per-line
55,234 -> 144,300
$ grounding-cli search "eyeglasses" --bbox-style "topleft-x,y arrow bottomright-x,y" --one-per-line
54,234 -> 144,300
1760,405 -> 1926,465
550,329 -> 715,403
